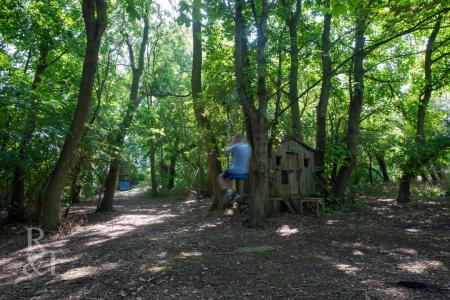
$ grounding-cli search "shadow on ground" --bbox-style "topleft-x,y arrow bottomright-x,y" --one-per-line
0,189 -> 449,299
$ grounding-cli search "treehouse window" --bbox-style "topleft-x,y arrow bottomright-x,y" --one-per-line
281,170 -> 289,184
304,158 -> 309,168
276,155 -> 282,166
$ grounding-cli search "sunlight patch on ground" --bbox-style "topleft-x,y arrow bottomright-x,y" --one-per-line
335,263 -> 361,275
376,198 -> 395,203
124,208 -> 159,213
276,225 -> 299,237
405,228 -> 421,233
184,199 -> 197,204
395,248 -> 417,256
326,219 -> 341,225
398,260 -> 445,274
115,188 -> 146,199
180,251 -> 202,257
84,238 -> 114,247
197,218 -> 225,231
148,266 -> 166,273
198,223 -> 218,229
56,266 -> 96,281
224,208 -> 235,215
79,212 -> 177,246
145,259 -> 169,273
0,257 -> 14,268
352,250 -> 364,256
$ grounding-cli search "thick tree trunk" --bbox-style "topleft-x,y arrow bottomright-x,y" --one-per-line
314,2 -> 332,185
248,119 -> 269,224
9,167 -> 26,222
397,16 -> 442,203
375,152 -> 390,182
250,118 -> 270,221
286,0 -> 302,140
98,16 -> 149,212
99,157 -> 120,210
234,0 -> 271,225
191,0 -> 223,209
150,148 -> 158,197
397,174 -> 412,203
332,13 -> 366,197
8,42 -> 49,223
41,0 -> 107,231
206,148 -> 223,209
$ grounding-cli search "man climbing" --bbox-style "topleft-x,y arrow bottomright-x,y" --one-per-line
218,134 -> 251,206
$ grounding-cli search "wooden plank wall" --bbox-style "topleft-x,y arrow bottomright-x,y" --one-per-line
269,139 -> 315,197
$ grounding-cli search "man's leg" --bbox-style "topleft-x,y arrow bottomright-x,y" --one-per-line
238,180 -> 244,194
218,173 -> 230,191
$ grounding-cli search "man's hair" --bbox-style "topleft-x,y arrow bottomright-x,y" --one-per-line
232,134 -> 245,143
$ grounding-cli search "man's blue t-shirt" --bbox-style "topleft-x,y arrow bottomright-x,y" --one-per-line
227,143 -> 251,174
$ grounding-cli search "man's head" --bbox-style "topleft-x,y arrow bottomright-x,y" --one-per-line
231,134 -> 245,144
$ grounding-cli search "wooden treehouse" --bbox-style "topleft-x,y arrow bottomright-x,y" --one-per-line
269,138 -> 324,216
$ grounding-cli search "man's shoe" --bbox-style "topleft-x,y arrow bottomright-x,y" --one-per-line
223,192 -> 233,205
229,192 -> 241,204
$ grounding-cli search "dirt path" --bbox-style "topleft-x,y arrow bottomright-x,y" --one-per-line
0,189 -> 449,299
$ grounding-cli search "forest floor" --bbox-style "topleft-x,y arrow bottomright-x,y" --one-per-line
0,188 -> 449,300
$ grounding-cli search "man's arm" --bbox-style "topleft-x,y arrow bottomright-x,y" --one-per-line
224,143 -> 235,154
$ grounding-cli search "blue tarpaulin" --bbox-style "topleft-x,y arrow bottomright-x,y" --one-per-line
119,181 -> 130,191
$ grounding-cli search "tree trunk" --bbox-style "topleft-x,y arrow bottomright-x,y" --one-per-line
249,118 -> 270,222
368,152 -> 373,184
98,16 -> 149,212
234,0 -> 271,225
332,12 -> 366,197
150,148 -> 158,197
41,0 -> 107,231
329,116 -> 341,186
314,2 -> 332,185
65,66 -> 107,215
430,167 -> 439,185
8,42 -> 49,223
167,150 -> 176,190
191,0 -> 223,209
64,166 -> 82,219
397,173 -> 412,203
268,34 -> 283,154
397,16 -> 442,203
375,152 -> 390,182
421,173 -> 429,183
69,161 -> 83,204
286,0 -> 302,140
99,157 -> 120,211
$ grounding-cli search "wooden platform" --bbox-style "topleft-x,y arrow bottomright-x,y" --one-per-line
270,196 -> 324,216
298,197 -> 324,216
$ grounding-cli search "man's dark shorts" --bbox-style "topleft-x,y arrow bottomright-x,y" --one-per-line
223,169 -> 248,180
